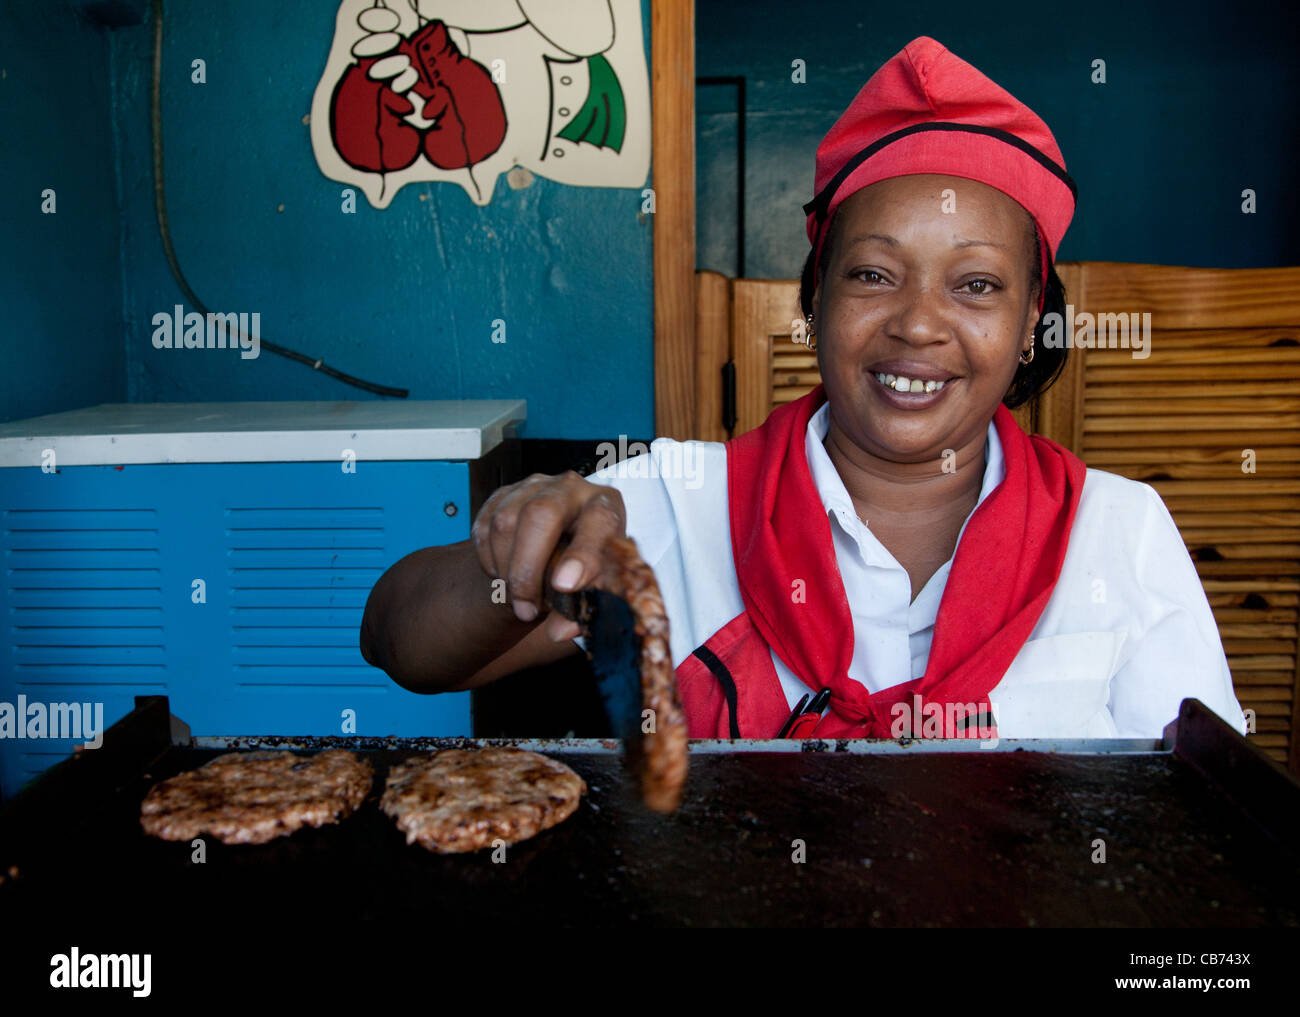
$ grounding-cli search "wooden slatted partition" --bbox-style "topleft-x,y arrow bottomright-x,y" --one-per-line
1040,263 -> 1300,771
730,279 -> 799,435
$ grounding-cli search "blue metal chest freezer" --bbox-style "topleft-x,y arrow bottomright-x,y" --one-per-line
0,399 -> 525,799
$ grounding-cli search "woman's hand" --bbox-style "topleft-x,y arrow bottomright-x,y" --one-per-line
470,471 -> 627,642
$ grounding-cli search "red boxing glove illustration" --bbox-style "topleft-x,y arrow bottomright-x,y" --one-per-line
311,0 -> 651,209
331,67 -> 422,173
330,16 -> 507,175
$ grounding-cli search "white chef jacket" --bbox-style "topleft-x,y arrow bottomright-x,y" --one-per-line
580,402 -> 1247,739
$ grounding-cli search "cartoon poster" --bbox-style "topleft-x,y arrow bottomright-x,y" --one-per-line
310,0 -> 650,208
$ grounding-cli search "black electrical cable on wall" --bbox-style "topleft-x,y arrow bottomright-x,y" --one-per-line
150,0 -> 409,398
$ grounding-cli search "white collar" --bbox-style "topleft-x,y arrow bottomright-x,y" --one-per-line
804,400 -> 1005,540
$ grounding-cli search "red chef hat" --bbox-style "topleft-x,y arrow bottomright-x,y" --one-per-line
803,36 -> 1076,303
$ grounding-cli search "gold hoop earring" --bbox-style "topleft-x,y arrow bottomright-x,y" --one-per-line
806,313 -> 817,351
1019,337 -> 1035,366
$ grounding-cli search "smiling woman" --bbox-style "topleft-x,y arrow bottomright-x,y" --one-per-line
805,179 -> 1067,413
361,35 -> 1246,745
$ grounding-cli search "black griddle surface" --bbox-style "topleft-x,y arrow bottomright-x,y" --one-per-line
2,741 -> 1296,928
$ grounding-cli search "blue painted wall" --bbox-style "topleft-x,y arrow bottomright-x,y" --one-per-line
108,1 -> 654,439
697,0 -> 1300,279
0,1 -> 126,424
2,1 -> 653,438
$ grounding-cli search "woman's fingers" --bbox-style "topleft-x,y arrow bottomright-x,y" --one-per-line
470,471 -> 626,626
473,474 -> 545,582
504,488 -> 571,620
540,486 -> 626,642
544,611 -> 582,642
554,483 -> 626,592
470,486 -> 510,580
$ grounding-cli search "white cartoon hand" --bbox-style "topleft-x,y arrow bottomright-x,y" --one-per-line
352,6 -> 430,126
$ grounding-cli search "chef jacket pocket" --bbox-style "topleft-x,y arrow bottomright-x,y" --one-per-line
988,631 -> 1126,738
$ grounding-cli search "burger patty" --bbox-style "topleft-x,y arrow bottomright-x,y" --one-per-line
380,747 -> 586,854
604,536 -> 688,813
140,749 -> 374,845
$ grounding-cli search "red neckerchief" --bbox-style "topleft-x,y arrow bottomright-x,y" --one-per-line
727,384 -> 1086,737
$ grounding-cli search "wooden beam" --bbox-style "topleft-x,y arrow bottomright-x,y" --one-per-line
694,270 -> 730,442
651,0 -> 696,439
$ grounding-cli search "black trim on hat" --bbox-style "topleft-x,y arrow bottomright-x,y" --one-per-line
802,121 -> 1077,229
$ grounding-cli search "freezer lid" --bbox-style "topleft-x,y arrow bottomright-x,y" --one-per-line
0,399 -> 526,465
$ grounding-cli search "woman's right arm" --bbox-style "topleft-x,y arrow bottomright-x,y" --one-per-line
359,471 -> 628,693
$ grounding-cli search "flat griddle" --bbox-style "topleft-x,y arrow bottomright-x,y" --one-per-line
0,696 -> 1296,929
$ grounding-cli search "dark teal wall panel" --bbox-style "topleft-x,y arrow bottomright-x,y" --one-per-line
0,1 -> 126,424
696,1 -> 1300,278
